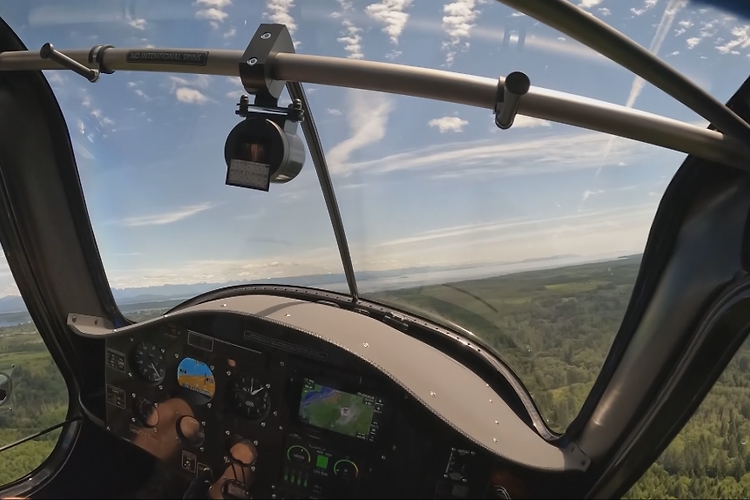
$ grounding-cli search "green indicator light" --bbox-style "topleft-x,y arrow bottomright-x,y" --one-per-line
304,477 -> 309,488
316,455 -> 329,469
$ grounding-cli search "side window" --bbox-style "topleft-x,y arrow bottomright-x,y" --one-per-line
625,338 -> 750,499
0,255 -> 69,486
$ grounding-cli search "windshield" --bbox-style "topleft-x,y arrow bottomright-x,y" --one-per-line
2,0 -> 749,433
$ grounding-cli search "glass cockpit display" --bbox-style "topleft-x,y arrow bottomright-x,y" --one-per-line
298,378 -> 382,441
177,357 -> 216,401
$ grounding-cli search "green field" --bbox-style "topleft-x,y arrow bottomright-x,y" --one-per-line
299,382 -> 374,438
0,259 -> 749,497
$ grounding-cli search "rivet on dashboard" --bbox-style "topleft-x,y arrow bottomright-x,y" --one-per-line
251,466 -> 256,472
266,383 -> 271,389
174,353 -> 179,359
154,402 -> 159,408
207,403 -> 212,409
131,417 -> 135,423
131,393 -> 136,398
200,447 -> 205,452
130,337 -> 134,342
363,342 -> 369,348
493,438 -> 498,443
128,372 -> 133,378
225,430 -> 230,435
279,426 -> 284,431
261,422 -> 266,427
222,303 -> 227,307
71,315 -> 77,322
443,474 -> 448,479
430,391 -> 437,398
273,411 -> 278,417
160,348 -> 165,353
285,313 -> 291,317
381,455 -> 386,460
271,495 -> 276,499
462,478 -> 468,483
226,371 -> 232,376
271,485 -> 275,490
392,445 -> 397,451
158,385 -> 163,390
201,421 -> 206,426
494,420 -> 498,425
210,365 -> 215,370
253,440 -> 258,446
106,426 -> 110,431
489,399 -> 493,403
280,362 -> 285,367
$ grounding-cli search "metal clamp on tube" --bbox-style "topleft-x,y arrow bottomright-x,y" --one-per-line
39,43 -> 99,83
239,24 -> 295,108
494,71 -> 530,130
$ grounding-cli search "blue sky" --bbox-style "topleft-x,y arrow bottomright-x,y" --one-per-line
0,0 -> 748,296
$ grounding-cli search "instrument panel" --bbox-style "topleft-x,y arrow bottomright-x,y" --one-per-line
98,295 -> 582,499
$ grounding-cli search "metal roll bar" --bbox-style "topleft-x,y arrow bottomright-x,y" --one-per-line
1,47 -> 750,172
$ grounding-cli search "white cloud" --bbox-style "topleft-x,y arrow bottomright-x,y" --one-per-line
428,116 -> 469,133
366,0 -> 412,45
578,0 -> 603,9
441,0 -> 481,66
509,116 -> 552,128
175,87 -> 208,104
128,18 -> 147,30
195,0 -> 231,6
340,130 -> 675,179
196,8 -> 228,22
338,19 -> 365,59
327,90 -> 394,175
117,203 -> 215,227
624,0 -> 686,109
598,7 -> 611,16
224,27 -> 236,38
327,108 -> 343,116
266,0 -> 298,35
686,36 -> 702,49
715,25 -> 750,55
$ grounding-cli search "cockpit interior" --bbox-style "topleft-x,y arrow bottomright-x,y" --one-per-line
2,0 -> 750,499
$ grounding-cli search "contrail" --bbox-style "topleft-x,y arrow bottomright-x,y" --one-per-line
597,0 -> 686,175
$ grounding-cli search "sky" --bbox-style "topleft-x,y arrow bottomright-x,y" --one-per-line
0,0 -> 749,298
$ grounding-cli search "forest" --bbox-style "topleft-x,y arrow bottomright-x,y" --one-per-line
0,256 -> 749,498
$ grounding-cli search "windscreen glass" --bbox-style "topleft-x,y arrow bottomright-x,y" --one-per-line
1,0 -> 748,435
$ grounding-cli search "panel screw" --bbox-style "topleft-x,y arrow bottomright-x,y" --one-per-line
430,391 -> 436,398
253,440 -> 258,446
175,353 -> 179,358
280,361 -> 285,367
247,57 -> 257,66
207,403 -> 212,408
225,430 -> 230,435
226,371 -> 232,376
261,422 -> 266,427
261,32 -> 272,39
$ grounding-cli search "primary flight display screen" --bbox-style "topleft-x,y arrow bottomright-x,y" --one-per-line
298,378 -> 382,441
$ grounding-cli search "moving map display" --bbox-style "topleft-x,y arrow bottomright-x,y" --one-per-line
177,357 -> 215,400
298,378 -> 381,441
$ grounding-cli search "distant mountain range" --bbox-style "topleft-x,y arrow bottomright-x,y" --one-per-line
0,253 -> 643,316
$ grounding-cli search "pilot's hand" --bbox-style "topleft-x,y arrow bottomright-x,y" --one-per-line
208,440 -> 257,500
132,397 -> 194,461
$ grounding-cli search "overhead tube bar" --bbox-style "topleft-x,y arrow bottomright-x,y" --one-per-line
287,81 -> 359,302
2,48 -> 750,171
494,0 -> 750,142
